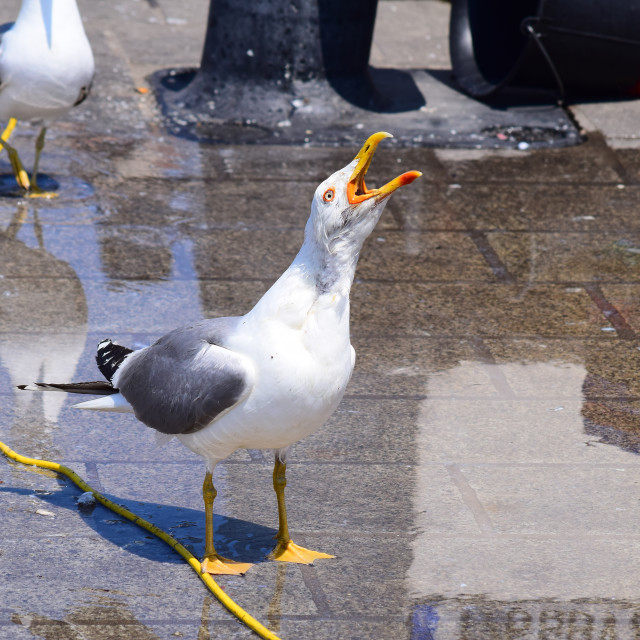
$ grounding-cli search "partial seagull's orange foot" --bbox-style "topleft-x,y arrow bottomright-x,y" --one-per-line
26,187 -> 58,199
269,539 -> 335,564
200,554 -> 253,575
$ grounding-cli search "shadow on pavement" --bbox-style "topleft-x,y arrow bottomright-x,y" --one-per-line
0,482 -> 277,565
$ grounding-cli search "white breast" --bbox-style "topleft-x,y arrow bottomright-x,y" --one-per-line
0,0 -> 94,121
178,289 -> 355,464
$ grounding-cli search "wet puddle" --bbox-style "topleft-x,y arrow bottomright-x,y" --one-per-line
2,137 -> 640,639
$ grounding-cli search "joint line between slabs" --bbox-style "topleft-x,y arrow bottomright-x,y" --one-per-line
445,463 -> 495,535
83,461 -> 105,492
588,130 -> 637,186
469,336 -> 517,398
467,230 -> 515,283
584,282 -> 637,340
296,534 -> 333,617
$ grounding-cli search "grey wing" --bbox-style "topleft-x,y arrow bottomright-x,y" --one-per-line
0,22 -> 13,41
115,318 -> 254,435
73,80 -> 92,107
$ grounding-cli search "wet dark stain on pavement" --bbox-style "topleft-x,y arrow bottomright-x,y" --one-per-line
411,596 -> 640,640
583,399 -> 640,454
11,599 -> 160,640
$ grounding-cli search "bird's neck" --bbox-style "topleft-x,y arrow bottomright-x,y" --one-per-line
248,233 -> 360,328
293,234 -> 361,297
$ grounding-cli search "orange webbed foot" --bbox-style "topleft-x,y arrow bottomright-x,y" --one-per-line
269,540 -> 335,564
200,554 -> 253,575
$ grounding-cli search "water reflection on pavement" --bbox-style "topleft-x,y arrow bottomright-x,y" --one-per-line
3,134 -> 640,638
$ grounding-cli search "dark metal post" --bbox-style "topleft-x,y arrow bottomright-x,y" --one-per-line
155,0 -> 424,144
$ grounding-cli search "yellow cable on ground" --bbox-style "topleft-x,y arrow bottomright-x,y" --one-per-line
0,439 -> 281,640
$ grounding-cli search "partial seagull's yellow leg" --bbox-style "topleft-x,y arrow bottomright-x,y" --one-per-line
0,119 -> 30,192
268,456 -> 334,564
200,471 -> 253,575
27,127 -> 58,199
1,118 -> 17,145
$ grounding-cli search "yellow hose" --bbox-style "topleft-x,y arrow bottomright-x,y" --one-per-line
0,439 -> 281,640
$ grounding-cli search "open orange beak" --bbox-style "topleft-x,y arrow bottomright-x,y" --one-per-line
346,132 -> 422,205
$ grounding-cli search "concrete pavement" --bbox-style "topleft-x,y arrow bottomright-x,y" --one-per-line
3,1 -> 640,639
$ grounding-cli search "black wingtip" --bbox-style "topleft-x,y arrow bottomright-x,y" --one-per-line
96,339 -> 133,382
17,381 -> 117,395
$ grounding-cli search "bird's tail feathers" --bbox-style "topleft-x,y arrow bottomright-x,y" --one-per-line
96,339 -> 133,382
18,381 -> 117,395
73,393 -> 132,412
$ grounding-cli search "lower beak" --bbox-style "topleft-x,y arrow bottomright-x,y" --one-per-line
347,132 -> 422,205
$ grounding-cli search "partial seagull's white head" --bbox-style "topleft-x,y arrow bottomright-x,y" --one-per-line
307,132 -> 421,258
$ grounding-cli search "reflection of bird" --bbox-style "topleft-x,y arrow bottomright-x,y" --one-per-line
20,133 -> 421,574
0,206 -> 87,427
0,0 -> 94,197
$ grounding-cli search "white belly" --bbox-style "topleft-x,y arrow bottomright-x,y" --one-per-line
0,23 -> 94,121
178,297 -> 355,465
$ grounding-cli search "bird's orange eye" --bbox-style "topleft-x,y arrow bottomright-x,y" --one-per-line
322,188 -> 335,202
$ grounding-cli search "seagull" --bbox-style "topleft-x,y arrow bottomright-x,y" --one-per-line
19,132 -> 421,574
0,0 -> 94,197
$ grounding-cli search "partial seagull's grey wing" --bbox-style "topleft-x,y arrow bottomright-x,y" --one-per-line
115,317 -> 254,435
73,80 -> 92,107
0,22 -> 14,92
0,22 -> 14,41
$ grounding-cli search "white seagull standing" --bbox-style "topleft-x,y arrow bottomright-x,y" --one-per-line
0,0 -> 94,197
20,132 -> 421,574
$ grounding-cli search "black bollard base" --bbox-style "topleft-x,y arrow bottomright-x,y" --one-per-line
152,65 -> 432,147
152,0 -> 582,149
151,66 -> 581,149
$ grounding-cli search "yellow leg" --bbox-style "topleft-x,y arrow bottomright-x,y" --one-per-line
200,471 -> 253,575
0,120 -> 30,192
268,456 -> 334,564
26,127 -> 57,199
0,118 -> 28,189
1,118 -> 17,145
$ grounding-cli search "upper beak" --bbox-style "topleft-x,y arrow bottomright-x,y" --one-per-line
347,132 -> 422,205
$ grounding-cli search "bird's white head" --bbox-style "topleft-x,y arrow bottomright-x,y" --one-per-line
309,131 -> 421,252
304,132 -> 421,289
